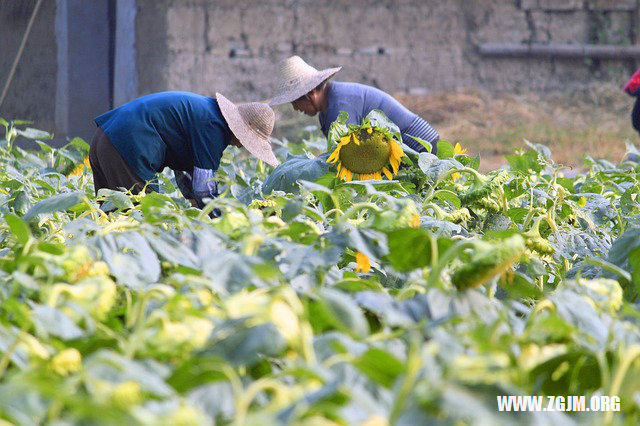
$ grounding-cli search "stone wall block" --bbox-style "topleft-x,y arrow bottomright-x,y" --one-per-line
539,0 -> 585,11
167,6 -> 205,51
474,3 -> 531,44
589,11 -> 634,45
588,0 -> 637,11
541,11 -> 589,43
241,6 -> 295,54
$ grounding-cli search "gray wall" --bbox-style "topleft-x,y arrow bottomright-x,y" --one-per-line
1,0 -> 639,140
0,1 -> 57,131
136,0 -> 640,101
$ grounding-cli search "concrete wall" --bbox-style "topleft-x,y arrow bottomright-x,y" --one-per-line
0,0 -> 57,131
136,0 -> 640,102
1,0 -> 638,139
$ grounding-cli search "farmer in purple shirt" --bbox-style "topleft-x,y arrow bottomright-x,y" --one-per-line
269,56 -> 439,153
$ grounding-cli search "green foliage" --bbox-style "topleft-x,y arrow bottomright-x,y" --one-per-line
1,117 -> 640,424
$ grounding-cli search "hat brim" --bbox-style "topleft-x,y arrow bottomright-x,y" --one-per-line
217,93 -> 279,167
269,66 -> 342,106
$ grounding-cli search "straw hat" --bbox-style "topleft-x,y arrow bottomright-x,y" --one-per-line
269,56 -> 342,106
217,93 -> 279,167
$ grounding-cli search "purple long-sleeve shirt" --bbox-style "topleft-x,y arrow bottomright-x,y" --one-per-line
318,81 -> 439,152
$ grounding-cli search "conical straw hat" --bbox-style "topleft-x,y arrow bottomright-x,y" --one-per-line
269,56 -> 342,106
217,93 -> 279,167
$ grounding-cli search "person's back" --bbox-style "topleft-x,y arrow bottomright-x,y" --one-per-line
319,82 -> 414,132
90,91 -> 277,209
96,91 -> 229,182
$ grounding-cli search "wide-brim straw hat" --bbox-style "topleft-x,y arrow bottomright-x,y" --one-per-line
269,56 -> 342,106
217,93 -> 279,167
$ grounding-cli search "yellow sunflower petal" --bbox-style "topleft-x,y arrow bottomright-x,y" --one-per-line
367,128 -> 373,134
374,172 -> 382,180
390,140 -> 404,159
353,135 -> 360,146
327,149 -> 340,164
340,135 -> 351,145
345,169 -> 353,182
390,158 -> 400,174
382,167 -> 393,180
355,251 -> 371,273
339,167 -> 347,180
454,143 -> 467,155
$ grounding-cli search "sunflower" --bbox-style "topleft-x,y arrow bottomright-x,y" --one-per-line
327,127 -> 404,182
68,157 -> 91,177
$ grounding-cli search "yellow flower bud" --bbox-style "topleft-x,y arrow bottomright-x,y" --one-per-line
50,348 -> 82,376
111,380 -> 142,408
164,403 -> 209,426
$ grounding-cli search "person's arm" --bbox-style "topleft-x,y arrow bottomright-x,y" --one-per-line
174,170 -> 201,207
191,167 -> 219,208
402,117 -> 439,153
185,119 -> 227,213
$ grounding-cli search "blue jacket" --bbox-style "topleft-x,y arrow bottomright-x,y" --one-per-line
95,91 -> 231,205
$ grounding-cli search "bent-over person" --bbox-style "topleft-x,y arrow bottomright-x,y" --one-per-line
269,56 -> 439,154
89,91 -> 278,209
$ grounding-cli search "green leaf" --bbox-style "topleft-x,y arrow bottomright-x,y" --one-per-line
68,136 -> 90,152
366,109 -> 401,142
417,153 -> 464,181
318,288 -> 370,338
507,207 -> 529,224
436,140 -> 454,159
203,321 -> 286,366
5,213 -> 31,245
353,347 -> 404,388
97,188 -> 134,210
505,150 -> 543,173
606,227 -> 640,281
433,189 -> 461,209
32,305 -> 84,340
628,246 -> 640,294
327,111 -> 349,149
263,153 -> 330,194
406,135 -> 432,152
23,192 -> 84,220
333,277 -> 384,292
385,227 -> 433,272
498,271 -> 543,299
15,127 -> 52,140
35,140 -> 54,154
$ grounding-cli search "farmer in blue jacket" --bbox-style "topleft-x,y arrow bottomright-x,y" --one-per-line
624,68 -> 640,137
269,56 -> 440,153
89,91 -> 278,209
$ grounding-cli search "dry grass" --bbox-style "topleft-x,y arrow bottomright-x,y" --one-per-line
395,83 -> 639,172
272,83 -> 640,173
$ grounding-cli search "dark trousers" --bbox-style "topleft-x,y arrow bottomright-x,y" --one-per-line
633,97 -> 640,135
88,127 -> 146,195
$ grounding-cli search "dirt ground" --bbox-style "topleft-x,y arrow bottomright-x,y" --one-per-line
272,83 -> 640,173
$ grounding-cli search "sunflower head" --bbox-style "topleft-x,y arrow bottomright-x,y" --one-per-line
326,115 -> 404,182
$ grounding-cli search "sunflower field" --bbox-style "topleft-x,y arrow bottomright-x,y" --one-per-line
1,113 -> 640,426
